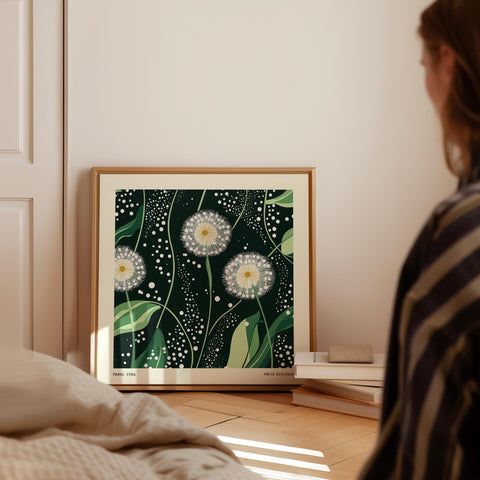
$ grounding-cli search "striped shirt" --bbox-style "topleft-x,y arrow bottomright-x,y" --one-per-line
359,146 -> 480,480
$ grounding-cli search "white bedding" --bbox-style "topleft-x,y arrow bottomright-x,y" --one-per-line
0,351 -> 261,480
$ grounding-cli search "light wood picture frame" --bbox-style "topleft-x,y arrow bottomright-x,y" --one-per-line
92,167 -> 316,390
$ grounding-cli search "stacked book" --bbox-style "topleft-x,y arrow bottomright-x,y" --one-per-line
292,350 -> 385,420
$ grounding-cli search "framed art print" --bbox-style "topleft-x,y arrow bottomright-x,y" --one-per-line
92,167 -> 316,389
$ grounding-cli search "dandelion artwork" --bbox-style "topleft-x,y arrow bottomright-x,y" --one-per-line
112,188 -> 296,371
114,246 -> 147,292
223,252 -> 275,300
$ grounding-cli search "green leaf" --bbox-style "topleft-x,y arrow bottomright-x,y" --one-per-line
115,205 -> 144,245
244,325 -> 260,367
245,307 -> 294,368
268,307 -> 294,337
114,300 -> 161,336
226,311 -> 261,368
226,322 -> 249,368
280,228 -> 294,258
265,190 -> 293,208
134,329 -> 167,369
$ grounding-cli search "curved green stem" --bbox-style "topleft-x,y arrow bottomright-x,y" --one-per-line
153,301 -> 193,368
232,190 -> 248,230
255,291 -> 273,368
197,190 -> 206,211
263,190 -> 293,265
267,243 -> 281,257
208,300 -> 242,335
125,291 -> 136,367
196,253 -> 213,368
156,190 -> 178,328
134,190 -> 146,252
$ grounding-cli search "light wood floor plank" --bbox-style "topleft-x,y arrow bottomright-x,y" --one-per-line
171,404 -> 238,428
321,432 -> 378,466
276,406 -> 342,428
298,421 -> 378,450
154,391 -> 379,480
236,457 -> 332,479
185,391 -> 292,412
225,392 -> 296,406
207,417 -> 307,446
332,451 -> 374,478
181,398 -> 294,423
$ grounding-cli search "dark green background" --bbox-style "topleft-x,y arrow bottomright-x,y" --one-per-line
113,189 -> 294,369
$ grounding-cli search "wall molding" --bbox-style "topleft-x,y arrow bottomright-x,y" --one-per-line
0,198 -> 33,350
0,0 -> 32,164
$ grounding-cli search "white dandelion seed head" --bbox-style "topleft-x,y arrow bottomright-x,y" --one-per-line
223,252 -> 275,300
236,263 -> 260,290
114,246 -> 146,292
181,210 -> 231,257
194,221 -> 218,247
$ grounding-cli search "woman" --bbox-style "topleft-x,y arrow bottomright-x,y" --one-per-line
359,1 -> 480,479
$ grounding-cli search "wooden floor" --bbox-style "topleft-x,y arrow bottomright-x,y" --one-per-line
152,391 -> 378,480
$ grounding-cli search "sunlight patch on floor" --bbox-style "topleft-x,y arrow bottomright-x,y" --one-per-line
233,450 -> 330,472
247,466 -> 331,480
218,435 -> 325,458
218,435 -> 331,478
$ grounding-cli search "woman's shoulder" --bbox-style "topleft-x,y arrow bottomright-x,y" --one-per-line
419,181 -> 480,271
429,181 -> 480,238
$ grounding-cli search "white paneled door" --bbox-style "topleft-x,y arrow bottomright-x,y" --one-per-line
0,0 -> 63,357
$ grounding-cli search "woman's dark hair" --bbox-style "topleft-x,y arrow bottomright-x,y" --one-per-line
419,0 -> 480,174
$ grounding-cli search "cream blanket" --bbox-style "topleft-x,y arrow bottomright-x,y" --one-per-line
0,352 -> 261,480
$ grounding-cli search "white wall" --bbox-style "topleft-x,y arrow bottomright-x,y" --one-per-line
65,0 -> 454,370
